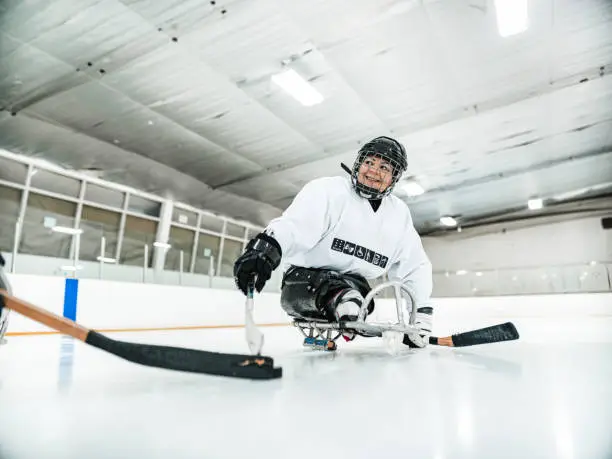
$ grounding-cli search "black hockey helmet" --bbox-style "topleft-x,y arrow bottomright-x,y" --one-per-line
345,136 -> 408,200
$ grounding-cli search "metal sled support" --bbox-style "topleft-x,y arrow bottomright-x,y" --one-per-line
293,279 -> 421,339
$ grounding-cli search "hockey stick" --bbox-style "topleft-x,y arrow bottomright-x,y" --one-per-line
0,290 -> 282,380
429,322 -> 519,347
244,277 -> 264,355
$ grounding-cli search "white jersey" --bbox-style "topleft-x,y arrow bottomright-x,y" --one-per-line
265,175 -> 433,304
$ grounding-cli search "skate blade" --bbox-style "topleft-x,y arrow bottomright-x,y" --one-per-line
303,337 -> 336,351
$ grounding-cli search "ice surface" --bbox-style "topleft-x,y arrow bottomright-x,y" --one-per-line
1,318 -> 612,459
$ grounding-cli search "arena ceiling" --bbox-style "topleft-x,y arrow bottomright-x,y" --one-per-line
1,0 -> 611,233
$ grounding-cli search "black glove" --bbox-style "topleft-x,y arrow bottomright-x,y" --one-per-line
233,233 -> 282,295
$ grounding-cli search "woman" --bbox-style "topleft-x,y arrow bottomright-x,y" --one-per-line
233,136 -> 434,347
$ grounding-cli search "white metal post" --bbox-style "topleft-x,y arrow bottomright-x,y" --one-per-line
143,244 -> 148,283
209,255 -> 214,288
11,220 -> 21,274
99,236 -> 106,279
179,250 -> 184,285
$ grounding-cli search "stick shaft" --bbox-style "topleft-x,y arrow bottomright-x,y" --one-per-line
0,290 -> 282,379
0,290 -> 89,341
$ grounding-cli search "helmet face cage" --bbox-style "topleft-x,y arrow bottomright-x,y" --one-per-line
350,137 -> 408,200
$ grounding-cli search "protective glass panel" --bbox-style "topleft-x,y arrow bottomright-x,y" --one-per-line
120,215 -> 157,267
30,168 -> 82,198
127,194 -> 161,218
199,213 -> 224,233
84,183 -> 125,209
79,205 -> 121,262
19,193 -> 77,259
0,185 -> 22,252
193,233 -> 220,275
0,157 -> 28,185
172,208 -> 198,227
220,239 -> 244,277
225,222 -> 246,238
165,226 -> 195,272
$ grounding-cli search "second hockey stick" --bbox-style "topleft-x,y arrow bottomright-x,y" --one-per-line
0,290 -> 282,380
429,322 -> 519,347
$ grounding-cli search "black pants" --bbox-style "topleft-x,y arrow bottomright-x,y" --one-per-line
280,266 -> 375,321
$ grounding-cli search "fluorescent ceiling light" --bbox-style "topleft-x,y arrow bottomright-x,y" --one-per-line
96,256 -> 117,263
401,181 -> 425,197
52,226 -> 83,235
528,198 -> 543,210
440,216 -> 457,227
495,0 -> 529,37
153,241 -> 171,249
61,265 -> 83,271
271,69 -> 324,106
456,270 -> 468,276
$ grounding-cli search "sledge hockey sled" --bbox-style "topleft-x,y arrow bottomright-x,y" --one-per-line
294,279 -> 419,351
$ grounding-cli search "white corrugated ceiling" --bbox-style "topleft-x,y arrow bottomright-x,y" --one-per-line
0,0 -> 611,232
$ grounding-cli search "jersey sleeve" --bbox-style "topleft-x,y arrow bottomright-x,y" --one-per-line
387,212 -> 433,305
263,179 -> 332,259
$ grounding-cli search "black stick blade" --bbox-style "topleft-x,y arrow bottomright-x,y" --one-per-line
451,322 -> 519,347
85,331 -> 282,380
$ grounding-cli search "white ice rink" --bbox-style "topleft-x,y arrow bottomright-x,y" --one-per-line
1,316 -> 612,459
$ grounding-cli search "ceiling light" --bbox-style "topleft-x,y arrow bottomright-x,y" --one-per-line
61,265 -> 83,271
528,198 -> 543,210
494,0 -> 529,37
401,181 -> 425,196
153,241 -> 171,249
52,226 -> 83,235
440,216 -> 457,227
96,256 -> 117,263
456,270 -> 468,276
271,69 -> 324,106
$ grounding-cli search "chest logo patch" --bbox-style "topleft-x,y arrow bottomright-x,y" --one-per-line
331,238 -> 389,268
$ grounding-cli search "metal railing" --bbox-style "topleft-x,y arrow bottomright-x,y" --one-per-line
2,214 -> 610,296
431,261 -> 612,296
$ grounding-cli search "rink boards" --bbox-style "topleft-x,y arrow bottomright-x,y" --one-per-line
4,273 -> 612,339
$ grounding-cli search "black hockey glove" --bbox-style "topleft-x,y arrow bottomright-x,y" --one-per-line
233,233 -> 282,295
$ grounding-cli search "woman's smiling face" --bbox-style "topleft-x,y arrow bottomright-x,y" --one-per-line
357,155 -> 394,193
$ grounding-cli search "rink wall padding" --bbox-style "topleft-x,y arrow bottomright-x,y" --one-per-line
4,273 -> 612,338
4,274 -> 289,335
62,278 -> 79,321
